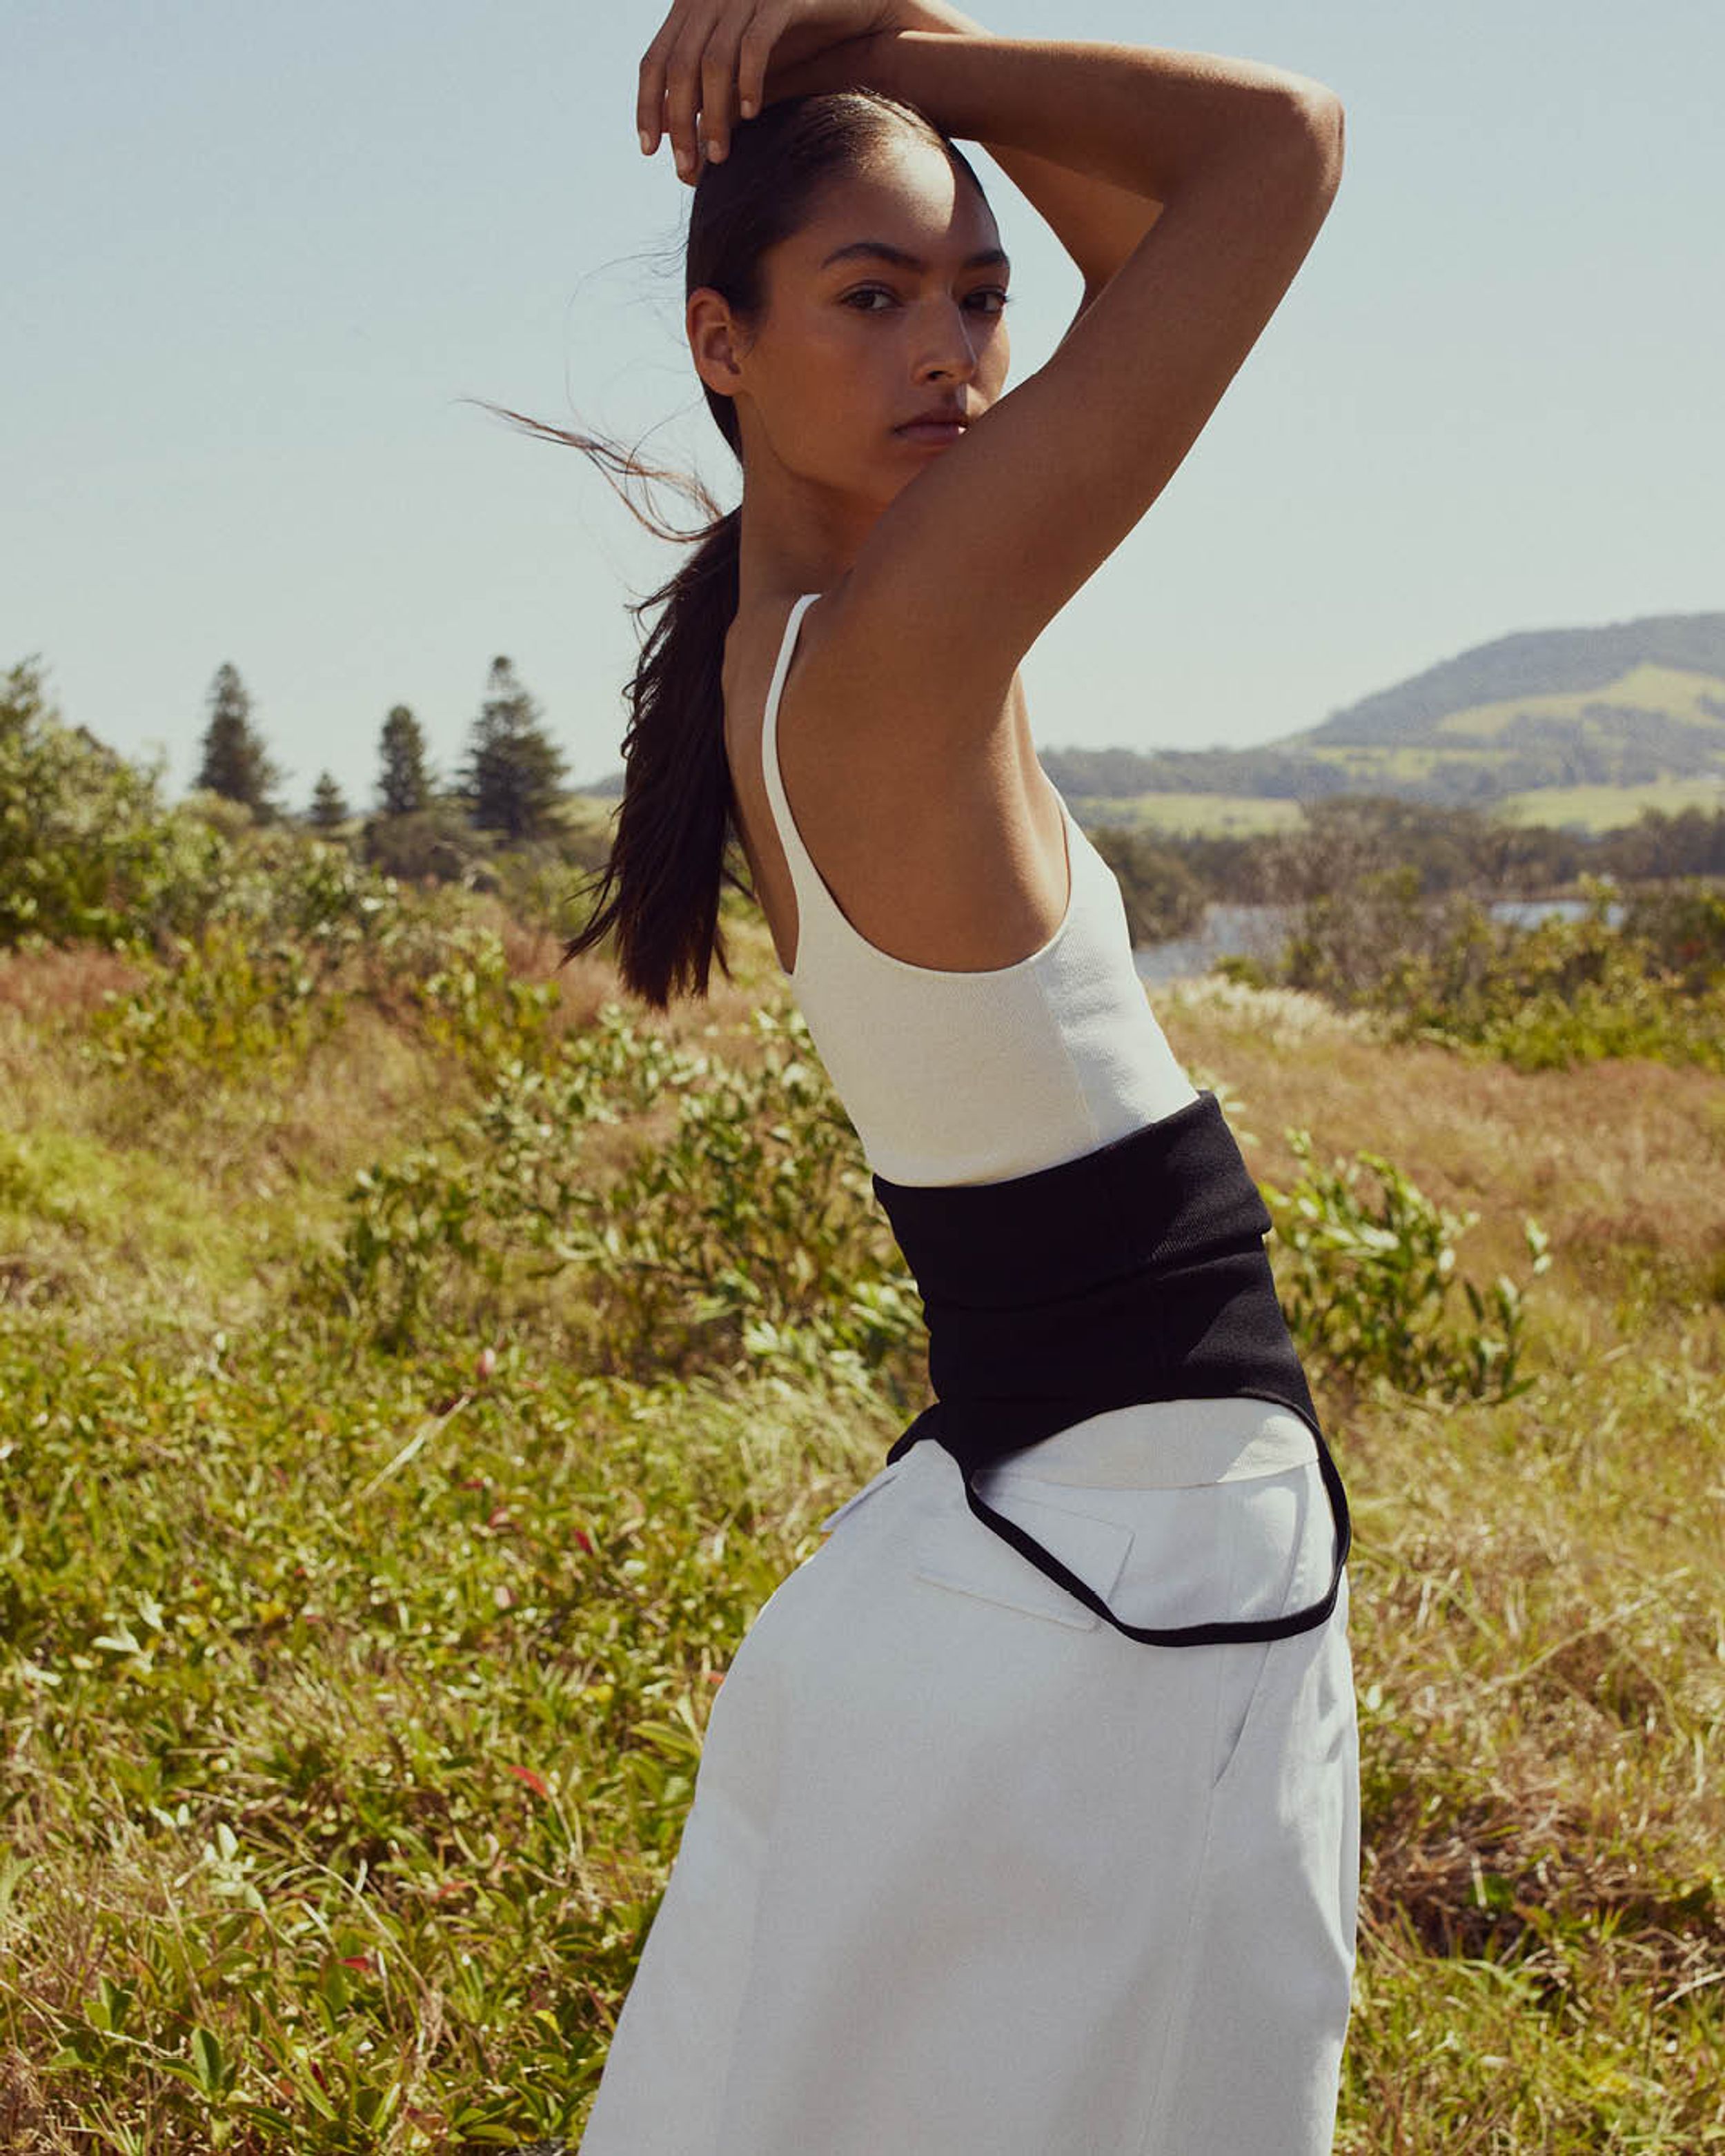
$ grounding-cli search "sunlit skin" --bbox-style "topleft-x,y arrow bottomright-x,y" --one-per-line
688,127 -> 1013,608
700,123 -> 1070,981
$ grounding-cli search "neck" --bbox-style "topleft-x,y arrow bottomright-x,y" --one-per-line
733,469 -> 883,614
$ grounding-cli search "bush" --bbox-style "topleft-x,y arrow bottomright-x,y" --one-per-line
407,921 -> 562,1078
1378,887 -> 1725,1073
1280,864 -> 1462,1008
0,660 -> 235,951
308,1001 -> 927,1389
1264,1130 -> 1551,1402
1256,874 -> 1725,1074
360,804 -> 493,888
81,918 -> 348,1091
75,842 -> 426,1094
1619,879 -> 1725,993
1087,825 -> 1208,943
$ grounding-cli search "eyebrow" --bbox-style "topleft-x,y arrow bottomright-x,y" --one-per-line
818,240 -> 1011,276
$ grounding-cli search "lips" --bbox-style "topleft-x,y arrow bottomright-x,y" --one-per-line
896,412 -> 969,446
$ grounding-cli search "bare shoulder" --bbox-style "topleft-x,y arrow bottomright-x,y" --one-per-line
720,589 -> 841,975
809,111 -> 1343,760
732,579 -> 1067,976
724,583 -> 1023,811
776,574 -> 1012,795
721,589 -> 827,775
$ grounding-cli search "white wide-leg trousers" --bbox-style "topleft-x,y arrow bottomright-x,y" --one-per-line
578,1397 -> 1360,2155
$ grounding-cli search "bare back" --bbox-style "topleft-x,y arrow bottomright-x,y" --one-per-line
722,591 -> 1072,976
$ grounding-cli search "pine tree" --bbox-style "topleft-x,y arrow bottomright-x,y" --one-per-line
376,703 -> 432,818
308,771 -> 349,829
460,658 -> 567,843
195,663 -> 283,820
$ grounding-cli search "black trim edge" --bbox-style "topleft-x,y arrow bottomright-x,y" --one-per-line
939,1394 -> 1352,1648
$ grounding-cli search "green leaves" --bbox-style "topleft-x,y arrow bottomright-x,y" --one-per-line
315,998 -> 927,1394
1274,876 -> 1725,1074
1264,1130 -> 1550,1402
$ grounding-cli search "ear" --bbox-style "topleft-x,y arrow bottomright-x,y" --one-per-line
688,288 -> 747,402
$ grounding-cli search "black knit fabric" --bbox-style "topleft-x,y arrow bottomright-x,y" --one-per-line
870,1091 -> 1350,1645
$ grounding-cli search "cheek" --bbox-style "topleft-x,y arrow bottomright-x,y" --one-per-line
804,330 -> 900,423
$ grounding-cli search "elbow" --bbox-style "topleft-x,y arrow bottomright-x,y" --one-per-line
1259,81 -> 1344,204
1290,83 -> 1346,190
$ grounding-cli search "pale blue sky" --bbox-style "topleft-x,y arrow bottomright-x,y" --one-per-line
4,0 -> 1719,809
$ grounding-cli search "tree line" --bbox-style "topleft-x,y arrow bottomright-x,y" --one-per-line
12,646 -> 1724,965
194,657 -> 571,851
1088,795 -> 1725,946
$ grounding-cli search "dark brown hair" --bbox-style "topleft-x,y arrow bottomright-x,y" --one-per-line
475,88 -> 989,1007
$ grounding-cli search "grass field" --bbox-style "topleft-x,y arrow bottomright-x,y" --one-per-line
1067,791 -> 1305,835
0,918 -> 1721,2151
1432,663 -> 1725,740
1068,775 -> 1725,838
1497,777 -> 1725,831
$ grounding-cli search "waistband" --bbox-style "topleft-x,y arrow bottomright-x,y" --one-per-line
871,1094 -> 1350,1648
986,1397 -> 1320,1489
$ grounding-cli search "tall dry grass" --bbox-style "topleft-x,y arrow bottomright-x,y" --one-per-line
0,913 -> 1717,2150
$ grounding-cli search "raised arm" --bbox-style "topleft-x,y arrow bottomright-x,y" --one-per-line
751,23 -> 1343,755
839,0 -> 1171,319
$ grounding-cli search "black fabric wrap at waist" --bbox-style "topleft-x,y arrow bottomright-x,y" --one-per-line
870,1090 -> 1350,1648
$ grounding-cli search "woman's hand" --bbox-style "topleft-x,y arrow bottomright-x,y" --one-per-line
637,0 -> 899,182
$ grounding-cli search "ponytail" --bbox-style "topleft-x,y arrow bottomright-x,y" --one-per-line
474,88 -> 987,1007
567,502 -> 747,1007
466,403 -> 751,1009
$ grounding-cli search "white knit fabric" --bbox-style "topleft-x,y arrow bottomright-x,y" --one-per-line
757,591 -> 1196,1186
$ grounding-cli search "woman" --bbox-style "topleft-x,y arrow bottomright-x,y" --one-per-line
542,3 -> 1355,2148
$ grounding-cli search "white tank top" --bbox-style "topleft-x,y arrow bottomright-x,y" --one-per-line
756,592 -> 1197,1187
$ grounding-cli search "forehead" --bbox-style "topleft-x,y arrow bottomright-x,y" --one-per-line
790,134 -> 1001,268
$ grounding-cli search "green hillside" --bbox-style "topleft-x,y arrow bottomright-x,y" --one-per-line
1301,612 -> 1725,747
1043,609 -> 1725,826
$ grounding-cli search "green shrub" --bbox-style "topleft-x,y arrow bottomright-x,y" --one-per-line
0,659 -> 234,951
1265,1130 -> 1551,1402
309,1001 -> 926,1392
557,1004 -> 922,1387
1280,862 -> 1449,1007
359,802 -> 492,887
0,664 -> 416,967
408,921 -> 562,1079
1381,889 -> 1725,1072
1619,878 -> 1725,993
1087,825 -> 1208,943
1259,876 -> 1725,1074
70,840 -> 569,1099
81,918 -> 348,1090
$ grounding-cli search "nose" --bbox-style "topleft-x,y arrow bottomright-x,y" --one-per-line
916,296 -> 980,384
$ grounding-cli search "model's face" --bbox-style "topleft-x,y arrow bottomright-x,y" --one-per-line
713,134 -> 1011,512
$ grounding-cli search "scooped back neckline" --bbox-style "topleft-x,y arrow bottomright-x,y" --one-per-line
758,590 -> 1080,985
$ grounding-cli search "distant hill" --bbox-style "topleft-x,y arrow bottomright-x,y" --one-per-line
1302,611 -> 1725,747
573,610 -> 1725,827
1042,609 -> 1725,818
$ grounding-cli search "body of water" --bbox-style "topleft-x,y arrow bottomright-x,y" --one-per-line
1133,897 -> 1621,985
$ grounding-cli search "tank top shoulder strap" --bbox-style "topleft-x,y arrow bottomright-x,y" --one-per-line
758,591 -> 840,958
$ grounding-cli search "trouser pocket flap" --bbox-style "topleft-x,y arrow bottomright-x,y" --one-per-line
914,1492 -> 1134,1632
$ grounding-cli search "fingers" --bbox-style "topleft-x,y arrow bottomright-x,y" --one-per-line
638,1 -> 776,183
736,7 -> 781,128
662,30 -> 704,179
700,20 -> 745,164
636,12 -> 677,156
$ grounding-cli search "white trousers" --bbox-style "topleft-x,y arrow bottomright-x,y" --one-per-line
578,1398 -> 1360,2155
